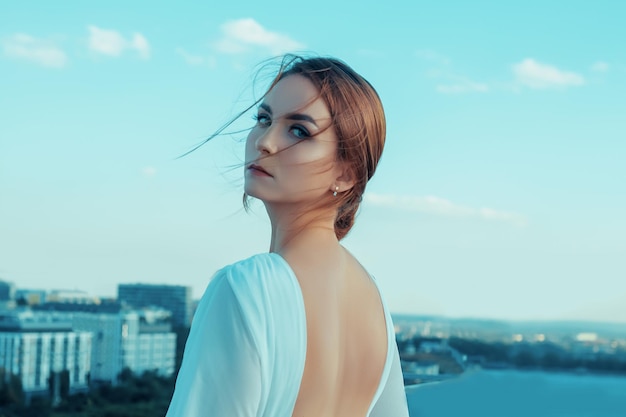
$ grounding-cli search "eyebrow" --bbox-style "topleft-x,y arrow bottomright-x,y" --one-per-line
259,103 -> 319,128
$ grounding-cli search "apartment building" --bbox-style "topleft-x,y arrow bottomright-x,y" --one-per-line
118,283 -> 193,327
0,310 -> 91,396
71,308 -> 176,383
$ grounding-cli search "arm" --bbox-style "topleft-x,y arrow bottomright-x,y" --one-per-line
166,271 -> 262,417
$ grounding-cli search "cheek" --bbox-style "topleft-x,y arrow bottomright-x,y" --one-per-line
279,146 -> 337,186
285,142 -> 337,166
244,131 -> 257,159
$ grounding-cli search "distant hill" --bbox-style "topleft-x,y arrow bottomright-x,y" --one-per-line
392,314 -> 626,339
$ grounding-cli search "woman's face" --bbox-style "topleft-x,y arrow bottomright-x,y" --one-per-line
244,75 -> 340,205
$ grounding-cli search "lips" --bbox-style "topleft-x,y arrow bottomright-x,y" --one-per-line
248,164 -> 272,177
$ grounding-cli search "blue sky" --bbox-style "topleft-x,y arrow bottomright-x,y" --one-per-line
1,1 -> 625,323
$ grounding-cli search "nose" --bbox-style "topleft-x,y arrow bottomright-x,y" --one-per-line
254,125 -> 279,155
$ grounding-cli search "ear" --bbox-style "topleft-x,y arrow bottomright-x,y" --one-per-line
332,161 -> 356,194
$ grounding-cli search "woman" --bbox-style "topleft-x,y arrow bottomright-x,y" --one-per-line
166,55 -> 409,417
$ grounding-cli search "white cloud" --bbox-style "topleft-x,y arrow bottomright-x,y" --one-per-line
87,25 -> 150,59
436,80 -> 489,94
130,33 -> 150,59
213,18 -> 304,55
141,166 -> 157,177
88,26 -> 126,56
2,33 -> 67,68
418,50 -> 487,94
591,61 -> 609,72
364,193 -> 527,227
513,58 -> 584,89
176,47 -> 216,68
176,48 -> 204,65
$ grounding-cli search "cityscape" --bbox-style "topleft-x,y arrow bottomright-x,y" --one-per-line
1,278 -> 625,416
394,315 -> 626,384
0,280 -> 190,416
2,1 -> 625,416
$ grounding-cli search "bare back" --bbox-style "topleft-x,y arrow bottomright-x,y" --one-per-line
283,247 -> 389,417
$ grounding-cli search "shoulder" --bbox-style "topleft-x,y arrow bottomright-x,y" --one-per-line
211,253 -> 293,295
220,252 -> 288,278
196,253 -> 304,357
203,252 -> 302,324
191,255 -> 280,348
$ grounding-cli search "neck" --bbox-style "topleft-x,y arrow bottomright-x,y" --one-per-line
264,202 -> 339,253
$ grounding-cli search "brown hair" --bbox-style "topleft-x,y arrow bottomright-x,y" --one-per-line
272,55 -> 386,240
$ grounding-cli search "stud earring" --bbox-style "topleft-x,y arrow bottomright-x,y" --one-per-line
333,186 -> 339,197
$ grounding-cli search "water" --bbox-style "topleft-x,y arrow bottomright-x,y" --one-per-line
406,370 -> 626,417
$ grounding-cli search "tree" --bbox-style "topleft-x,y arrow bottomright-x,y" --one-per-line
0,368 -> 24,407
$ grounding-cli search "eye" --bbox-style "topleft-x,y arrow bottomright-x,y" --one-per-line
254,113 -> 271,127
290,125 -> 310,139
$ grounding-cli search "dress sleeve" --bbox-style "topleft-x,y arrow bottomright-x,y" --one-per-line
166,270 -> 262,417
369,345 -> 410,417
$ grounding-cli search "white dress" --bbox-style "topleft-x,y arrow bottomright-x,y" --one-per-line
166,253 -> 409,417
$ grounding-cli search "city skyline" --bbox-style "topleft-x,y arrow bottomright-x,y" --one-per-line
1,1 -> 625,323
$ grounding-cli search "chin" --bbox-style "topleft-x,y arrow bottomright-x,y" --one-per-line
243,185 -> 265,201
